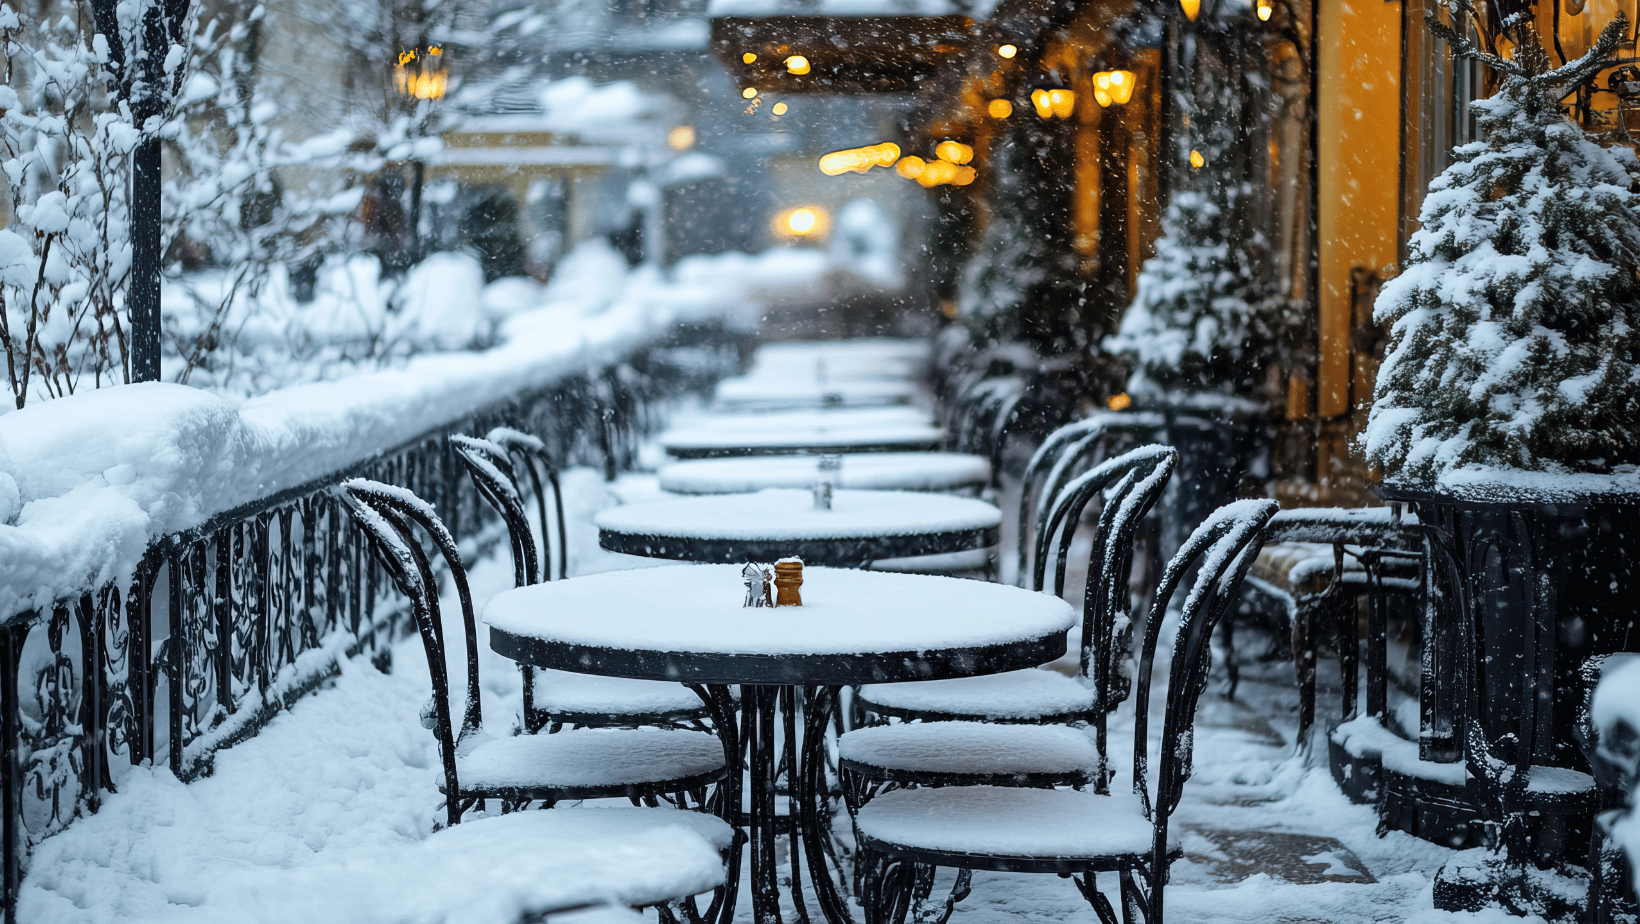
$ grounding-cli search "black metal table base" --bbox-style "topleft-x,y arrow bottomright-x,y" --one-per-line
690,683 -> 854,924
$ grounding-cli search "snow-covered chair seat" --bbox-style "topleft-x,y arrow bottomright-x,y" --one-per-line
857,446 -> 1176,728
453,433 -> 714,733
454,727 -> 727,799
339,481 -> 729,826
532,668 -> 712,724
850,500 -> 1279,924
857,670 -> 1098,723
345,806 -> 734,923
839,721 -> 1099,787
854,786 -> 1176,863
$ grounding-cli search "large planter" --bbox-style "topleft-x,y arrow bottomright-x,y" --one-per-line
1382,482 -> 1640,770
1380,481 -> 1640,874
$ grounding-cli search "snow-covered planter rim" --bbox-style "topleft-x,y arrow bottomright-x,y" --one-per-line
1379,469 -> 1640,506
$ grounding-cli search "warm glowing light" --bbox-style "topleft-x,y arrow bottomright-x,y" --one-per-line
1030,88 -> 1053,118
935,141 -> 974,165
1047,88 -> 1075,118
743,52 -> 757,63
1093,70 -> 1135,107
916,159 -> 958,188
1108,70 -> 1134,104
997,43 -> 1017,58
818,142 -> 901,175
773,102 -> 789,115
1180,0 -> 1200,18
1189,149 -> 1205,168
742,87 -> 758,99
952,165 -> 977,186
987,98 -> 1013,118
1256,0 -> 1273,18
394,46 -> 447,100
896,156 -> 927,179
668,125 -> 695,150
787,208 -> 818,234
785,55 -> 810,75
773,206 -> 829,238
1108,392 -> 1132,411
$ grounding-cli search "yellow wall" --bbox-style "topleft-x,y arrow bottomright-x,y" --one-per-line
1316,0 -> 1402,418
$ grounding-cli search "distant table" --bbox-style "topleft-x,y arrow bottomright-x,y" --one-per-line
660,408 -> 943,459
595,488 -> 1001,566
657,453 -> 991,495
484,564 -> 1075,924
711,376 -> 916,412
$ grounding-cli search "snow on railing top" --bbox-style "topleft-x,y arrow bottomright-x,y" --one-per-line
0,249 -> 823,621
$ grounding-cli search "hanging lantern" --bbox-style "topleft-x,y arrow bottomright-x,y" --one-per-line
394,45 -> 447,101
1180,0 -> 1201,19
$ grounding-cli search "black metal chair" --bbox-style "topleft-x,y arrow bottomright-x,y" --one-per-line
853,446 -> 1176,729
850,498 -> 1279,924
450,435 -> 712,734
1014,413 -> 1166,590
337,479 -> 729,830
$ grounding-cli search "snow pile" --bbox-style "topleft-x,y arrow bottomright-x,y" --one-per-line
0,245 -> 826,620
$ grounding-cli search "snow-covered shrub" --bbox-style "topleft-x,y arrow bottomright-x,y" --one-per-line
1105,33 -> 1297,404
1365,14 -> 1640,480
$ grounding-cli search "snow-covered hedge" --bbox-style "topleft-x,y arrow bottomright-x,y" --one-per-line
0,247 -> 824,620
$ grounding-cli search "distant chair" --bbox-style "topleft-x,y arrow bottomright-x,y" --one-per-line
337,480 -> 728,832
853,446 -> 1175,734
450,435 -> 713,734
850,499 -> 1279,924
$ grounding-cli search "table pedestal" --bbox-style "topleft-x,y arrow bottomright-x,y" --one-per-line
691,684 -> 853,924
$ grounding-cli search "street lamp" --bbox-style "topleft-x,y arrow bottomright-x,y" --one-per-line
395,44 -> 447,265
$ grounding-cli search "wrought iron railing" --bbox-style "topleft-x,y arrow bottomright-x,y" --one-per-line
0,326 -> 743,920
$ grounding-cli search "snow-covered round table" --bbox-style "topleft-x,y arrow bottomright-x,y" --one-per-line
484,564 -> 1075,924
595,488 -> 1001,566
711,376 -> 916,411
657,453 -> 991,495
659,408 -> 943,459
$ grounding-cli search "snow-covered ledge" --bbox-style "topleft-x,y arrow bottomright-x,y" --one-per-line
0,260 -> 793,622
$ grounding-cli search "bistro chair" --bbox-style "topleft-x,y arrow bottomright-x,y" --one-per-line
850,498 -> 1279,924
452,434 -> 713,734
1014,413 -> 1166,590
853,446 -> 1176,729
337,479 -> 728,830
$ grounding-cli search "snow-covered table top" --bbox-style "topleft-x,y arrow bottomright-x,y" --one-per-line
712,375 -> 916,411
595,488 -> 1001,565
483,564 -> 1074,684
657,453 -> 990,495
660,408 -> 943,459
747,339 -> 928,382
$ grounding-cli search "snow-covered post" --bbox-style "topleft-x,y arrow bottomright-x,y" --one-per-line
90,0 -> 195,382
1364,9 -> 1640,905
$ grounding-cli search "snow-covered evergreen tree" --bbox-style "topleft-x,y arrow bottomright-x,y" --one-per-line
1365,13 -> 1640,480
1104,34 -> 1294,403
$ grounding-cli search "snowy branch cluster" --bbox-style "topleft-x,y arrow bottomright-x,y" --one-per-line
1366,17 -> 1640,480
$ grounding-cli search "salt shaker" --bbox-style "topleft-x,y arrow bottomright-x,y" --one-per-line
742,562 -> 773,607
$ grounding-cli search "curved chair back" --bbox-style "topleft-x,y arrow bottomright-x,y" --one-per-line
1033,446 -> 1177,791
487,427 -> 569,582
1016,412 -> 1165,587
452,436 -> 539,587
339,479 -> 481,826
1128,498 -> 1277,914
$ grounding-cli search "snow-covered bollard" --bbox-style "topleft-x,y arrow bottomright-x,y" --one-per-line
814,454 -> 842,509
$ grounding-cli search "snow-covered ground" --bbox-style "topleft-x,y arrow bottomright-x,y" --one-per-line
18,452 -> 1523,924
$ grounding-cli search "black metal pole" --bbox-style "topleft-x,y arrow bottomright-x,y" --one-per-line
130,136 -> 163,382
